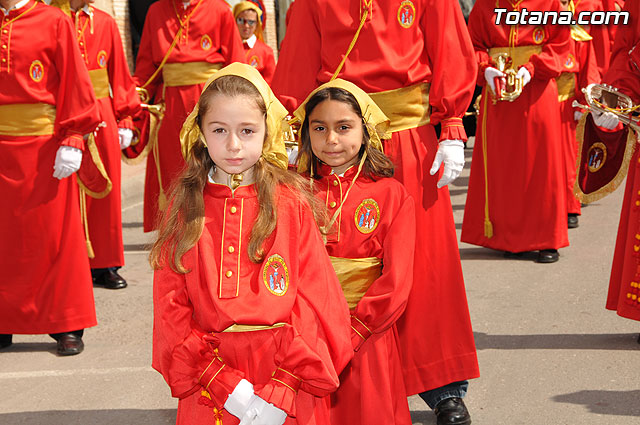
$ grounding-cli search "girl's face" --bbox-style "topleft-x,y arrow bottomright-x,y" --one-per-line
308,99 -> 364,175
202,94 -> 265,183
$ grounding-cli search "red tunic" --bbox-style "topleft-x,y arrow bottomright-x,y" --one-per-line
73,6 -> 140,268
153,183 -> 353,424
244,39 -> 276,84
462,0 -> 571,252
314,166 -> 414,425
574,0 -> 611,75
558,34 -> 600,216
272,0 -> 480,394
0,1 -> 100,334
604,0 -> 640,321
134,0 -> 244,232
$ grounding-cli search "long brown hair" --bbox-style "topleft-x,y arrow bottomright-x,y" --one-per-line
298,87 -> 395,180
150,76 -> 325,273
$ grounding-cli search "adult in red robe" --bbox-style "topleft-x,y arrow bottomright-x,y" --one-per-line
233,1 -> 276,84
0,0 -> 101,354
573,0 -> 612,75
272,0 -> 480,422
133,0 -> 244,231
462,0 -> 571,263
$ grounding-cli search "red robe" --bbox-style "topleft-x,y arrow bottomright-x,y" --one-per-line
462,0 -> 571,252
558,33 -> 600,216
272,0 -> 480,394
73,6 -> 140,268
243,38 -> 276,84
574,0 -> 612,75
153,183 -> 353,424
0,1 -> 100,334
134,0 -> 244,232
314,166 -> 414,425
604,0 -> 640,321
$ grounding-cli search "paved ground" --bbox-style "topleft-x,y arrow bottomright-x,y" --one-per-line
1,137 -> 639,424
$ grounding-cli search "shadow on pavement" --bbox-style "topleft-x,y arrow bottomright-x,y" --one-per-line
474,332 -> 640,351
552,390 -> 640,417
124,244 -> 150,252
410,409 -> 436,424
0,409 -> 177,425
0,342 -> 57,355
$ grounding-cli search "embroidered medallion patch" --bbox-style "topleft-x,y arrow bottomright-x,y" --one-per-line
201,34 -> 212,50
29,60 -> 44,82
249,55 -> 260,68
354,198 -> 380,234
564,53 -> 575,69
397,0 -> 415,29
587,142 -> 607,173
263,254 -> 289,296
97,50 -> 108,68
533,26 -> 546,44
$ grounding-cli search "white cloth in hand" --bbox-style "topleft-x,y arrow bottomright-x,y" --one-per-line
429,139 -> 465,189
484,66 -> 505,94
239,395 -> 287,425
516,66 -> 532,87
574,110 -> 584,122
53,145 -> 83,179
118,128 -> 134,150
224,379 -> 255,420
592,110 -> 619,130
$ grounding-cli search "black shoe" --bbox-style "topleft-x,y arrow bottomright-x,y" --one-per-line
435,397 -> 471,425
537,249 -> 559,263
93,269 -> 127,289
56,333 -> 84,356
568,214 -> 579,229
0,334 -> 12,349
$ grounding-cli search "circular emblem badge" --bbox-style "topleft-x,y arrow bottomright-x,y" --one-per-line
397,0 -> 416,29
533,27 -> 546,44
587,142 -> 607,173
354,198 -> 380,234
564,53 -> 575,69
249,55 -> 261,68
263,254 -> 289,296
29,60 -> 44,82
97,50 -> 108,68
201,34 -> 212,51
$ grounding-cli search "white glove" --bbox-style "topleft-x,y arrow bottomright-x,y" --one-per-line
286,146 -> 298,165
224,379 -> 255,420
118,128 -> 134,150
53,145 -> 83,179
430,139 -> 465,189
592,110 -> 620,130
516,66 -> 532,88
484,66 -> 505,94
239,395 -> 287,425
574,110 -> 584,122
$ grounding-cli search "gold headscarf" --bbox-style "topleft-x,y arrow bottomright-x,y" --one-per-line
293,78 -> 391,173
233,1 -> 264,42
180,62 -> 288,170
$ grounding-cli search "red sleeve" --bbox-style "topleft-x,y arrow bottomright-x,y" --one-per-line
54,15 -> 101,148
525,5 -> 571,81
575,39 -> 601,103
350,190 -> 415,352
152,264 -> 244,405
261,45 -> 276,85
271,0 -> 322,112
468,0 -> 493,86
219,6 -> 246,65
133,5 -> 162,98
254,199 -> 352,416
421,0 -> 476,141
106,17 -> 141,125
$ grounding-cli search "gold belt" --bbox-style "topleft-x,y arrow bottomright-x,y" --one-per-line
222,323 -> 286,332
556,72 -> 576,102
329,256 -> 382,309
89,68 -> 110,99
369,83 -> 431,133
488,45 -> 543,69
0,103 -> 56,136
162,62 -> 223,87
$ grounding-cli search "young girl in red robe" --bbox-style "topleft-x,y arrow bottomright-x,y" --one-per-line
149,63 -> 352,425
295,79 -> 415,425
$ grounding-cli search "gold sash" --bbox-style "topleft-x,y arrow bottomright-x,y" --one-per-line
222,323 -> 286,332
556,72 -> 576,102
0,103 -> 56,136
162,62 -> 223,87
368,83 -> 431,133
488,45 -> 543,69
89,68 -> 110,99
329,256 -> 382,309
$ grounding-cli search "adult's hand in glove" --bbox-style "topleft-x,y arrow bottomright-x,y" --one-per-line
118,128 -> 134,150
592,110 -> 620,130
53,145 -> 82,179
516,66 -> 532,88
574,110 -> 584,122
239,395 -> 287,425
484,66 -> 505,94
430,139 -> 465,189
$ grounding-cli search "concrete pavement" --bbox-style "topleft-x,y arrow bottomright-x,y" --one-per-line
1,137 -> 639,424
